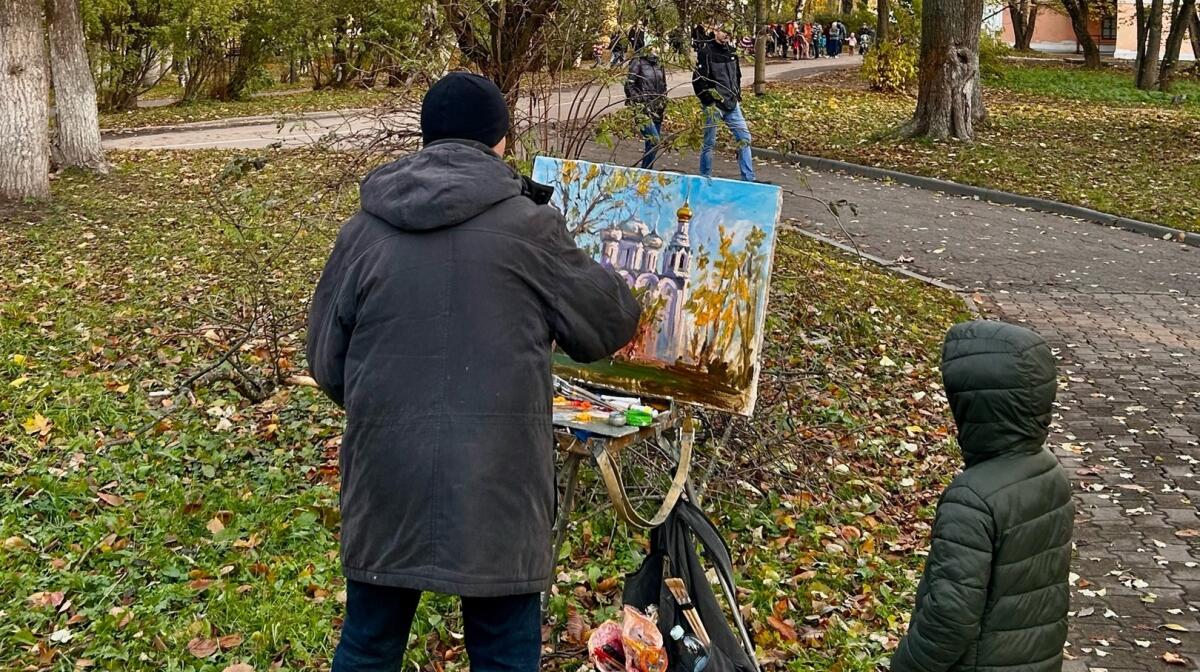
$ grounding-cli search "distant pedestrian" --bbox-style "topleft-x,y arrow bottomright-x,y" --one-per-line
693,25 -> 755,182
847,33 -> 857,55
827,21 -> 843,57
610,30 -> 627,66
628,20 -> 647,53
891,320 -> 1073,672
625,40 -> 668,169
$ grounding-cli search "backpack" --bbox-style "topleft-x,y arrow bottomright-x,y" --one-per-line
622,500 -> 759,672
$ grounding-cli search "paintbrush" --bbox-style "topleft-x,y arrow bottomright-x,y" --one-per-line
664,577 -> 711,647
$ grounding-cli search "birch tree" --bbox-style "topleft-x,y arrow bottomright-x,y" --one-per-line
47,0 -> 107,172
0,0 -> 51,201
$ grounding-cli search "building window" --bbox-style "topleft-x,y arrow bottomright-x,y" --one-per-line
1101,17 -> 1116,40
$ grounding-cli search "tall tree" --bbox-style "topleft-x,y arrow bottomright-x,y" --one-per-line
0,0 -> 51,200
901,0 -> 986,141
877,0 -> 889,41
1008,0 -> 1040,50
1158,0 -> 1197,89
46,0 -> 107,172
1189,4 -> 1200,70
754,0 -> 766,94
1061,0 -> 1103,67
1136,0 -> 1165,88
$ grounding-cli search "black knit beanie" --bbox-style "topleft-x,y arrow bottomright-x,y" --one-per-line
420,73 -> 510,148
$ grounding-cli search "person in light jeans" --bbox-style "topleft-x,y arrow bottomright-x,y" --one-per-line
692,25 -> 756,182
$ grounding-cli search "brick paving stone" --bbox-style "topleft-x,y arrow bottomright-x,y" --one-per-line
583,142 -> 1200,670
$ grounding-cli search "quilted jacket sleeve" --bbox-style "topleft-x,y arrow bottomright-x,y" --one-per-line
891,484 -> 995,672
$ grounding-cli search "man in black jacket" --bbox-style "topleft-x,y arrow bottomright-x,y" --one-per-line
693,25 -> 756,181
625,39 -> 669,169
307,72 -> 640,671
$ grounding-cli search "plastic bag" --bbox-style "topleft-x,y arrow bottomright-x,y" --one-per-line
589,621 -> 626,672
622,605 -> 668,672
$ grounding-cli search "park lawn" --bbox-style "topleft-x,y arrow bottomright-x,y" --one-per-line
989,61 -> 1200,108
643,63 -> 1200,233
1,150 -> 967,671
99,88 -> 400,131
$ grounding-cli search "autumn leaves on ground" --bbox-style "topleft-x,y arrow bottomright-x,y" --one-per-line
0,150 -> 967,671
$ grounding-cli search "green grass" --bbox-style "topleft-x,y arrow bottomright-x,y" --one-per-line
988,62 -> 1200,109
1,151 -> 967,671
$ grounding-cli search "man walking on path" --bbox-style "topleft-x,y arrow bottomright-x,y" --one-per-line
693,25 -> 756,181
625,39 -> 669,169
307,72 -> 641,672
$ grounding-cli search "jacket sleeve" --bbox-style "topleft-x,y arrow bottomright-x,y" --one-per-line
542,210 -> 641,363
624,60 -> 639,104
306,246 -> 357,408
891,485 -> 994,672
692,52 -> 715,102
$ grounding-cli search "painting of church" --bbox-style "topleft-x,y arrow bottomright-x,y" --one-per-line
598,202 -> 695,362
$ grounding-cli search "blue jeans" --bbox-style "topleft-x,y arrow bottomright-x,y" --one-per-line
332,580 -> 541,672
700,104 -> 755,181
639,108 -> 664,169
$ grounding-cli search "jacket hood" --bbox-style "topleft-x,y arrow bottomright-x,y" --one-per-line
359,139 -> 523,232
940,320 -> 1057,466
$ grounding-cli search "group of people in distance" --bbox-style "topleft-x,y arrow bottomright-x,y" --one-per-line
766,20 -> 874,59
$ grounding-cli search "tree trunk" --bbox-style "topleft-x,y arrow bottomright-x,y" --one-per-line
1008,0 -> 1039,50
1137,0 -> 1165,87
754,0 -> 766,95
0,0 -> 51,201
1062,0 -> 1102,67
877,0 -> 889,42
1189,5 -> 1200,71
1159,0 -> 1195,89
902,0 -> 985,141
45,0 -> 106,172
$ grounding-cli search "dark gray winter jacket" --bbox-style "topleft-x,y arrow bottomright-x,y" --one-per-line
693,41 -> 742,113
306,139 -> 640,597
892,320 -> 1074,672
625,54 -> 668,116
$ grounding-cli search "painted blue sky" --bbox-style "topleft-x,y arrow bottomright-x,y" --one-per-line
532,157 -> 781,261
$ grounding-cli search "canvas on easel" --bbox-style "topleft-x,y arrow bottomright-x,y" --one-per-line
532,157 -> 783,416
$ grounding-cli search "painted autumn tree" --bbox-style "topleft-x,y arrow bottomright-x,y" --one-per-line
684,225 -> 770,385
549,160 -> 673,241
901,0 -> 986,141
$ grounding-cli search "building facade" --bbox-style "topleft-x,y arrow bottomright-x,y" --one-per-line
599,202 -> 694,362
1000,1 -> 1194,61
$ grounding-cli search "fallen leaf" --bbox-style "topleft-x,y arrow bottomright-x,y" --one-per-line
1076,607 -> 1094,617
187,638 -> 218,658
1162,652 -> 1189,666
218,634 -> 244,649
1162,623 -> 1190,632
23,413 -> 52,436
222,665 -> 255,672
206,517 -> 225,535
1175,529 -> 1199,539
97,492 -> 124,507
767,615 -> 797,641
49,628 -> 73,643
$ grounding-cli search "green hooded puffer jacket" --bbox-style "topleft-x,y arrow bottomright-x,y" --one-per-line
891,320 -> 1074,672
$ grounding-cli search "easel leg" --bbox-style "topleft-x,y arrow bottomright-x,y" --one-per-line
545,452 -> 583,611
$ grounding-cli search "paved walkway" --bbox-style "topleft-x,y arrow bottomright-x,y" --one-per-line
587,144 -> 1200,671
102,57 -> 861,150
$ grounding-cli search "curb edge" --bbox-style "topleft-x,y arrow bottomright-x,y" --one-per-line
755,148 -> 1200,249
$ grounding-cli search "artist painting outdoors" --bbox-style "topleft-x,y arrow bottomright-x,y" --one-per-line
306,73 -> 639,671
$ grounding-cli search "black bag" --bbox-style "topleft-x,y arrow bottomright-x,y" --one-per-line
622,500 -> 758,672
